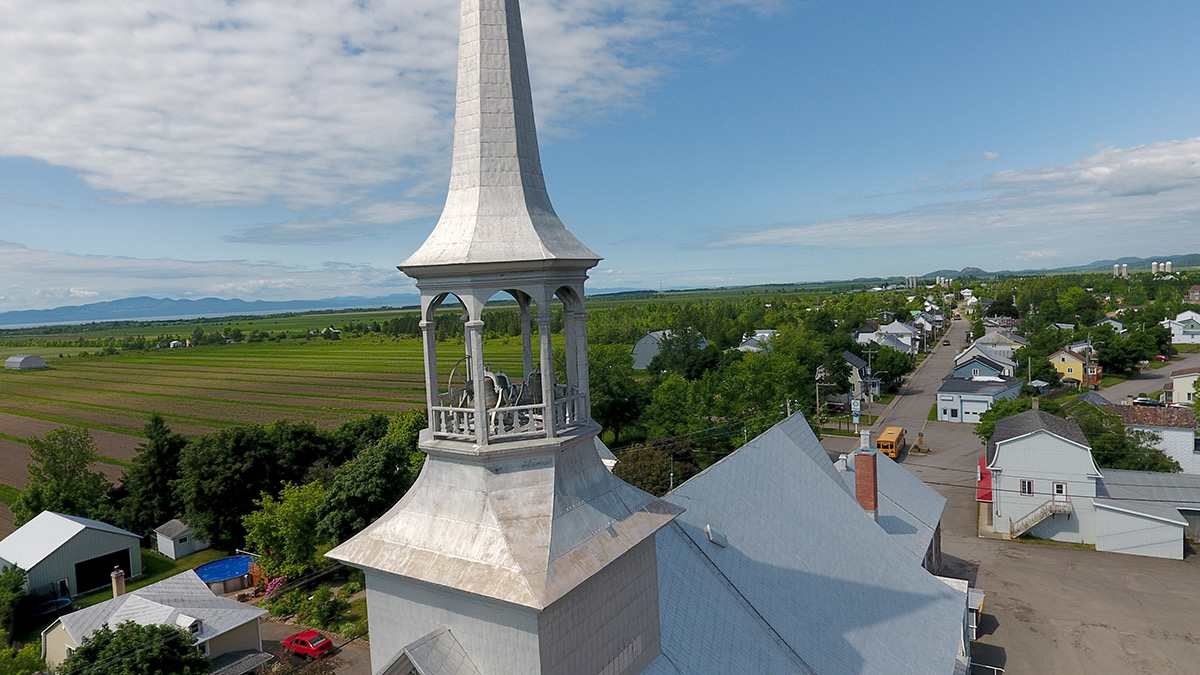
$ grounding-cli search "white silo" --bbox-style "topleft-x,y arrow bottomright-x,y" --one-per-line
1122,264 -> 1128,278
1152,262 -> 1159,274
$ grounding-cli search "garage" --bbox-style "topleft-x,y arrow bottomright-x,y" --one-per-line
962,400 -> 990,423
0,511 -> 141,598
74,549 -> 134,595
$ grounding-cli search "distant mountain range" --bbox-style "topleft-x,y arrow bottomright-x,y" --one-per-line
2,254 -> 1195,329
0,294 -> 421,329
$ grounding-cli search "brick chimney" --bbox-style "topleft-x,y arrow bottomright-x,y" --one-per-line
111,567 -> 126,597
855,448 -> 878,521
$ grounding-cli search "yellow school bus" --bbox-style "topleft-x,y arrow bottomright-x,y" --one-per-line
876,426 -> 906,458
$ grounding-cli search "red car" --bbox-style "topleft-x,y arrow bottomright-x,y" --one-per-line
282,630 -> 333,659
1154,355 -> 1170,361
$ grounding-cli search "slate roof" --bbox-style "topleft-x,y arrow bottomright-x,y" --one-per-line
154,518 -> 192,539
0,511 -> 138,571
1110,404 -> 1197,429
987,410 -> 1089,464
52,570 -> 266,647
656,414 -> 965,674
840,450 -> 946,564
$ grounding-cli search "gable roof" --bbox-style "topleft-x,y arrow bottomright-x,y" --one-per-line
987,410 -> 1090,464
1171,367 -> 1200,378
0,512 -> 139,571
154,519 -> 192,539
657,414 -> 965,674
840,450 -> 946,564
1048,348 -> 1088,363
954,353 -> 1007,374
51,570 -> 266,647
842,350 -> 868,373
1110,404 -> 1197,429
956,343 -> 1015,368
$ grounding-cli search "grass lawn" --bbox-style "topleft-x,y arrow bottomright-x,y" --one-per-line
928,402 -> 938,421
72,548 -> 229,610
0,484 -> 20,507
1100,374 -> 1128,388
1176,344 -> 1200,354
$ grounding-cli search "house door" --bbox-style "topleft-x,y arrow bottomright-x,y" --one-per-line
1053,482 -> 1067,503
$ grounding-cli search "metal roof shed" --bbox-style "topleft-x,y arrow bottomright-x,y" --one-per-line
0,511 -> 142,598
4,354 -> 46,370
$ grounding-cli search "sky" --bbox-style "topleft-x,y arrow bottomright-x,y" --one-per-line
2,0 -> 1200,313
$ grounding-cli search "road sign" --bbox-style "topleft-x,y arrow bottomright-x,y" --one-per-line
850,399 -> 861,413
853,413 -> 861,425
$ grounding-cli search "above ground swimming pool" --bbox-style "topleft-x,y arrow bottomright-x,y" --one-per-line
194,556 -> 253,593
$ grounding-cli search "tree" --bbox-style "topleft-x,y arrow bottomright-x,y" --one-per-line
0,566 -> 25,638
117,414 -> 187,539
1065,403 -> 1181,472
647,328 -> 719,381
643,374 -> 697,440
0,630 -> 44,675
175,425 -> 282,550
870,346 -> 913,392
319,410 -> 426,543
12,427 -> 112,526
612,445 -> 673,496
243,481 -> 330,580
59,622 -> 209,675
588,345 -> 648,445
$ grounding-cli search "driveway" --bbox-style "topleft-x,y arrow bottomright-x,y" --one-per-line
1097,351 -> 1200,404
260,618 -> 371,674
831,322 -> 1200,674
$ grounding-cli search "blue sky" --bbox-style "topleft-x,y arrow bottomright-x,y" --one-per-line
2,0 -> 1200,312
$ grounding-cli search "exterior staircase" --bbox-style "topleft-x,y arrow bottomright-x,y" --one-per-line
1008,498 -> 1073,539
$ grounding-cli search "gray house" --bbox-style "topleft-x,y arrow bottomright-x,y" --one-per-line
0,511 -> 142,598
632,330 -> 708,370
154,519 -> 210,560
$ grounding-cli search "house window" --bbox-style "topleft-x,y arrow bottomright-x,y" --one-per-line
1067,367 -> 1074,374
942,409 -> 948,418
179,536 -> 188,544
951,409 -> 958,419
972,368 -> 980,377
1054,482 -> 1066,497
1020,480 -> 1034,496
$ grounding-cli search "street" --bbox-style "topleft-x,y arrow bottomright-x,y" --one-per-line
822,320 -> 1200,674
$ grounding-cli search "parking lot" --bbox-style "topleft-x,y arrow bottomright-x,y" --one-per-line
823,321 -> 1200,674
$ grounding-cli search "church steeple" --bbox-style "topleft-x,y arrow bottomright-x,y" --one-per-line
328,1 -> 678,672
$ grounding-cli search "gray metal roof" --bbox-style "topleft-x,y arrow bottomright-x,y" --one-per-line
209,650 -> 274,675
399,627 -> 483,675
840,450 -> 946,564
937,376 -> 1021,395
1101,469 -> 1200,512
154,518 -> 192,539
658,414 -> 965,674
0,511 -> 139,571
987,410 -> 1089,464
54,570 -> 266,646
1076,390 -> 1113,407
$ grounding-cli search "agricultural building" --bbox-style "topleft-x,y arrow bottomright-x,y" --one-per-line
327,0 -> 975,671
41,569 -> 269,673
4,354 -> 46,370
0,511 -> 142,598
154,518 -> 210,560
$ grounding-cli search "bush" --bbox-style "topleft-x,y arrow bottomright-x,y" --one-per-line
337,580 -> 363,599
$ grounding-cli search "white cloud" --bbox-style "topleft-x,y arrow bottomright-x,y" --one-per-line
714,136 -> 1200,257
982,151 -> 1001,161
0,0 -> 771,219
0,242 -> 410,312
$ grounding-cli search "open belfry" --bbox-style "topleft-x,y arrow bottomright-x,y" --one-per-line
325,0 -> 682,672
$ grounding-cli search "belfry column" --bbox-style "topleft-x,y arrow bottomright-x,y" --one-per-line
538,314 -> 556,437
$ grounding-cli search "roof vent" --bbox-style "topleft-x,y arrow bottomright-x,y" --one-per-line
176,614 -> 202,634
705,524 -> 727,548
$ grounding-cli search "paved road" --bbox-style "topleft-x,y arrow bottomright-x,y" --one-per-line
825,321 -> 1200,674
1096,351 -> 1200,404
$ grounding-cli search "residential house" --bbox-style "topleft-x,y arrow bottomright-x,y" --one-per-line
1065,340 -> 1097,358
154,519 -> 210,561
1110,404 -> 1199,474
1187,285 -> 1200,304
955,343 -> 1016,377
0,511 -> 142,599
980,409 -> 1193,559
853,319 -> 881,345
974,330 -> 1028,361
735,329 -> 777,353
953,354 -> 1010,380
1051,322 -> 1077,331
1097,317 -> 1127,336
936,376 -> 1023,424
1169,367 -> 1200,405
1162,310 -> 1200,344
632,330 -> 708,370
842,350 -> 876,400
41,570 -> 270,674
1047,348 -> 1102,387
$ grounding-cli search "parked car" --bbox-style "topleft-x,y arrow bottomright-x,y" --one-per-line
1154,355 -> 1170,361
1133,397 -> 1165,407
942,339 -> 951,346
282,630 -> 334,660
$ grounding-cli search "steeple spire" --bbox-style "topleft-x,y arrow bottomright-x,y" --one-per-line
401,0 -> 599,270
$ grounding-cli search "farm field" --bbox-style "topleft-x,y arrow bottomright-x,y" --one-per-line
0,335 -> 535,501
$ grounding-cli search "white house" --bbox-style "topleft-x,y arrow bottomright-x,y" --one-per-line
41,570 -> 269,673
4,354 -> 47,370
982,409 -> 1192,560
0,511 -> 142,599
1110,405 -> 1198,474
153,519 -> 210,561
735,329 -> 777,352
1169,367 -> 1200,405
1162,310 -> 1200,344
631,330 -> 708,370
1097,317 -> 1127,336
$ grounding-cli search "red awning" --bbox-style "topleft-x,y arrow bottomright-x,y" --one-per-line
976,457 -> 993,503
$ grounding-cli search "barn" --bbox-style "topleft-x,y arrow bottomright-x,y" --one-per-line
4,354 -> 47,370
0,511 -> 142,598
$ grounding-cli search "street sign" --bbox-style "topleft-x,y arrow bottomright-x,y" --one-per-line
850,399 -> 861,413
853,413 -> 861,425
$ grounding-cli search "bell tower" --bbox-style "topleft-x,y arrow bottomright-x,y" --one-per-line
326,1 -> 680,673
